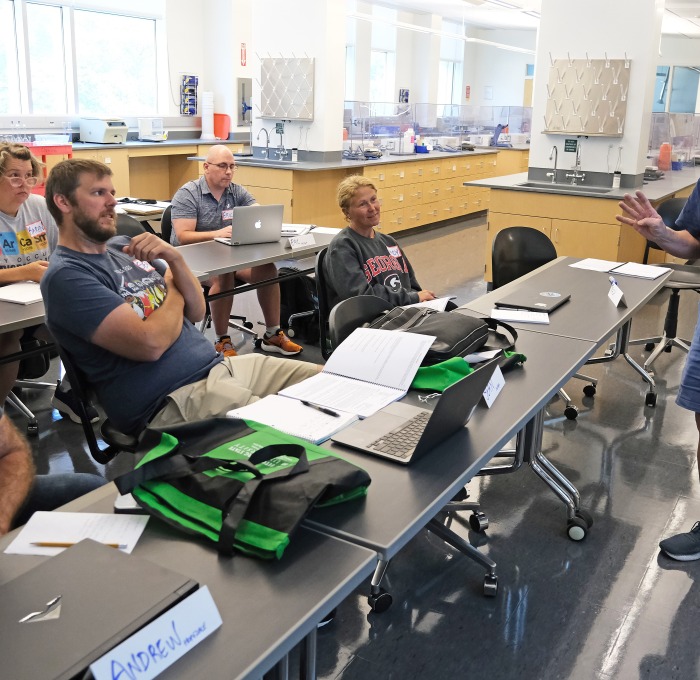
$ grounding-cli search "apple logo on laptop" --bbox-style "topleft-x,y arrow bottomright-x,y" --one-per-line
254,219 -> 262,230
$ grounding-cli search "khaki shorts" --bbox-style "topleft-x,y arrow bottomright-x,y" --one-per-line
149,355 -> 320,428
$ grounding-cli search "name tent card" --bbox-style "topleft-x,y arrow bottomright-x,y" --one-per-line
287,233 -> 316,249
90,586 -> 222,680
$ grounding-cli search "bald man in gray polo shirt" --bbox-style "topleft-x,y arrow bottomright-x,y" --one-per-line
170,145 -> 302,357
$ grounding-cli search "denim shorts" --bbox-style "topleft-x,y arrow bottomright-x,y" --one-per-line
676,302 -> 700,413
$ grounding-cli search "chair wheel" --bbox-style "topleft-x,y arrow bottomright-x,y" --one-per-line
244,321 -> 254,330
368,588 -> 393,613
287,327 -> 296,338
582,384 -> 596,398
254,339 -> 262,349
575,508 -> 594,528
645,392 -> 657,407
27,422 -> 39,436
567,516 -> 588,541
484,575 -> 498,597
644,342 -> 655,352
469,511 -> 489,533
564,404 -> 579,420
664,345 -> 672,353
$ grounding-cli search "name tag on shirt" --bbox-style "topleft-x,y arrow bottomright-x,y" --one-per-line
387,245 -> 401,258
221,209 -> 233,221
26,220 -> 47,238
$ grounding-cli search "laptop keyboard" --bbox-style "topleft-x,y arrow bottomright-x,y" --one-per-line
369,411 -> 431,459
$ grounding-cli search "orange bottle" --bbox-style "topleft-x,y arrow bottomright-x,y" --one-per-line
658,143 -> 672,171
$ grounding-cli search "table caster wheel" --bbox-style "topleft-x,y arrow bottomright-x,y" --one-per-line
368,588 -> 393,613
483,575 -> 498,597
583,384 -> 596,398
254,339 -> 262,349
243,321 -> 254,330
469,511 -> 489,533
644,342 -> 655,352
645,392 -> 657,407
287,327 -> 296,338
564,404 -> 579,420
575,508 -> 594,528
567,516 -> 588,541
664,345 -> 672,353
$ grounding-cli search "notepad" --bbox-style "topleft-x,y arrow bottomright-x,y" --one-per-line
490,308 -> 550,324
0,281 -> 43,305
610,262 -> 670,279
278,327 -> 435,418
227,394 -> 358,444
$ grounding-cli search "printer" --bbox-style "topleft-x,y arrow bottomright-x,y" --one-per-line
79,118 -> 128,144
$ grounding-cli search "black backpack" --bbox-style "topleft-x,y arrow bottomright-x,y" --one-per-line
278,267 -> 320,344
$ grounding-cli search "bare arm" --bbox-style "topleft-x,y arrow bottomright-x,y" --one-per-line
122,233 -> 205,323
617,191 -> 700,259
0,261 -> 49,285
172,216 -> 232,244
0,415 -> 34,535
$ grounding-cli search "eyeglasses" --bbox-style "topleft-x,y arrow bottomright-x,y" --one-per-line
2,174 -> 40,188
206,162 -> 236,171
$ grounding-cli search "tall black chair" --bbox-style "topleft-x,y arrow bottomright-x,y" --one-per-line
629,196 -> 700,382
55,345 -> 140,464
116,213 -> 147,237
314,248 -> 334,359
492,226 -> 597,419
159,205 -> 173,243
328,295 -> 497,606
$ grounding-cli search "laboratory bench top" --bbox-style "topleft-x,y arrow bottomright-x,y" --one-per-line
465,167 -> 700,201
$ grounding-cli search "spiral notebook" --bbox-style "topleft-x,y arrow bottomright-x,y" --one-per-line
278,328 -> 435,419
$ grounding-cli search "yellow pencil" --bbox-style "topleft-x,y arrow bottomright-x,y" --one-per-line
31,541 -> 126,549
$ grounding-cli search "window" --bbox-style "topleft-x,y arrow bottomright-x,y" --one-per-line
369,50 -> 395,103
0,0 -> 20,114
5,0 -> 161,116
438,60 -> 463,105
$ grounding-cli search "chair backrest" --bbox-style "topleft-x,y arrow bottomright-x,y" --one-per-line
314,248 -> 333,359
115,213 -> 146,237
160,205 -> 173,243
491,226 -> 558,289
328,295 -> 391,349
643,197 -> 688,263
55,345 -> 139,464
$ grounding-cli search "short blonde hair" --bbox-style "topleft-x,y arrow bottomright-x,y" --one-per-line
0,143 -> 43,178
337,175 -> 377,216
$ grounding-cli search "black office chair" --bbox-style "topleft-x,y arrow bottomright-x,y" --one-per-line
328,295 -> 497,606
55,345 -> 141,464
159,204 -> 173,243
6,334 -> 55,436
629,197 -> 700,386
314,248 -> 335,359
116,213 -> 147,237
492,226 -> 597,419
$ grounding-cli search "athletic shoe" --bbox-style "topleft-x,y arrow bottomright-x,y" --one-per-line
214,335 -> 237,357
317,608 -> 336,629
52,384 -> 99,424
659,521 -> 700,561
261,330 -> 303,356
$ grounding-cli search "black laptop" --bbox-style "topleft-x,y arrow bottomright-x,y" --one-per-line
331,359 -> 498,464
495,284 -> 571,313
1,539 -> 198,680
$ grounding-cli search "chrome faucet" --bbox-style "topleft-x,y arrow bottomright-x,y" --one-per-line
546,145 -> 558,183
566,139 -> 586,185
256,127 -> 270,157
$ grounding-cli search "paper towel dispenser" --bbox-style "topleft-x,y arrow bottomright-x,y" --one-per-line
79,118 -> 128,144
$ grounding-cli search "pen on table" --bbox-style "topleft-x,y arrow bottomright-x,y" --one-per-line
609,276 -> 618,287
301,400 -> 340,418
31,541 -> 127,549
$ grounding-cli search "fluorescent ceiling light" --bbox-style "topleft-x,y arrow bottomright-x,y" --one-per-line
482,0 -> 521,9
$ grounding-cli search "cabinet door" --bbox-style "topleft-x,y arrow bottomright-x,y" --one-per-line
384,164 -> 408,187
364,165 -> 387,191
381,207 -> 406,233
551,219 -> 620,260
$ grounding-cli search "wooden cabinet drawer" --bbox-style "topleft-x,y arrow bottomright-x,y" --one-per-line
384,164 -> 408,187
381,207 -> 405,233
404,182 -> 424,208
364,165 -> 387,190
382,185 -> 407,211
422,180 -> 441,204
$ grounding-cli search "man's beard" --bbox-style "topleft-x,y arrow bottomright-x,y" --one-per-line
73,207 -> 116,243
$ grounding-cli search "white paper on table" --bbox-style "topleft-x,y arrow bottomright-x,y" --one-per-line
279,373 -> 405,419
569,258 -> 623,272
611,262 -> 670,279
490,308 -> 549,324
4,511 -> 149,556
402,296 -> 455,311
307,226 -> 342,235
464,348 -> 502,364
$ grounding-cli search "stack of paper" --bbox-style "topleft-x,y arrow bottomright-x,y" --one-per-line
610,262 -> 670,279
490,308 -> 549,324
0,281 -> 43,305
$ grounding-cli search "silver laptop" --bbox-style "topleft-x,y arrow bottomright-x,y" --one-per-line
1,539 -> 198,680
495,284 -> 571,313
331,359 -> 498,465
215,204 -> 284,246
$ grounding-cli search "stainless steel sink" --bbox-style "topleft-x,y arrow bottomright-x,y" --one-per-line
515,181 -> 611,195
